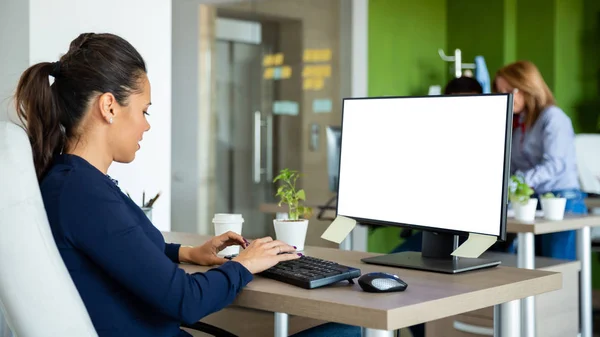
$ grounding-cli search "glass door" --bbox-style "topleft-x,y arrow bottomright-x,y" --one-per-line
215,38 -> 275,239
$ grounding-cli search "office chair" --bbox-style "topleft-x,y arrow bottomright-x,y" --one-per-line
0,121 -> 237,337
575,134 -> 600,199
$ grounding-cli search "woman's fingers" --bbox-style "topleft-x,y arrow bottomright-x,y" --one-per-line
262,240 -> 291,250
275,252 -> 301,262
219,231 -> 246,246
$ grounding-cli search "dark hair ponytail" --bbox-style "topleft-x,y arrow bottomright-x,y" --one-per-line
15,62 -> 64,181
14,32 -> 147,181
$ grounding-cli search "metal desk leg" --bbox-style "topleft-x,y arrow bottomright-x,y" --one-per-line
274,312 -> 288,337
578,226 -> 593,337
518,232 -> 536,337
340,232 -> 353,251
496,301 -> 520,337
361,328 -> 395,337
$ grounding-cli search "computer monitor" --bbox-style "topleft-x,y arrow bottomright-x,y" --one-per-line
336,94 -> 513,274
326,126 -> 341,193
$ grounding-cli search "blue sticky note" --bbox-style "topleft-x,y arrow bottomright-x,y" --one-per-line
272,67 -> 282,80
313,99 -> 332,113
273,101 -> 299,116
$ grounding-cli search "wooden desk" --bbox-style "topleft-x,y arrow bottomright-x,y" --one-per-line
163,232 -> 561,337
507,214 -> 600,337
260,203 -> 600,337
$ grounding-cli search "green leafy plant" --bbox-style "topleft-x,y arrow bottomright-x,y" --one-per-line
509,175 -> 534,205
541,192 -> 557,199
274,168 -> 313,221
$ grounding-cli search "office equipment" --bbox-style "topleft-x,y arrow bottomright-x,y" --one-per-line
357,272 -> 408,293
337,94 -> 513,273
258,255 -> 361,289
163,232 -> 561,337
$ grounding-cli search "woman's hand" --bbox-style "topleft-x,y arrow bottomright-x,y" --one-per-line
232,236 -> 300,274
179,231 -> 248,266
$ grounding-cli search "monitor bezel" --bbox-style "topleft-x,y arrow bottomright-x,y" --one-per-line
335,94 -> 513,241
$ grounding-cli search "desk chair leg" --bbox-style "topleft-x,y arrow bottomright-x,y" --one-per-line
274,312 -> 288,337
578,226 -> 593,337
518,232 -> 536,337
361,328 -> 394,337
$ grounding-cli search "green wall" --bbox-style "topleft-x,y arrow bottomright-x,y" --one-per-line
368,0 -> 447,97
516,0 -> 556,91
447,0 -> 507,82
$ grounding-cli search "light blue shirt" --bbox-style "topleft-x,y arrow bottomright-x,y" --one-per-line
510,105 -> 580,194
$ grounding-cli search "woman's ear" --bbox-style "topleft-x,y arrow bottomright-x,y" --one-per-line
98,93 -> 117,124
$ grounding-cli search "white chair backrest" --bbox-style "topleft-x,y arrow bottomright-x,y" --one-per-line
0,121 -> 97,337
575,134 -> 600,195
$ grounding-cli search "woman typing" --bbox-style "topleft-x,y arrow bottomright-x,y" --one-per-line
15,32 -> 359,337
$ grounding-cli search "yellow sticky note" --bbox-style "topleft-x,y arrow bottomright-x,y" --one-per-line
281,66 -> 292,79
263,55 -> 274,67
317,49 -> 332,62
321,65 -> 331,77
312,77 -> 324,90
302,66 -> 313,78
263,68 -> 274,80
273,53 -> 284,66
303,49 -> 314,62
321,216 -> 357,244
303,78 -> 314,90
451,233 -> 497,258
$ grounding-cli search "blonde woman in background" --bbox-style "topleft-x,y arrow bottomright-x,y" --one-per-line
494,60 -> 587,260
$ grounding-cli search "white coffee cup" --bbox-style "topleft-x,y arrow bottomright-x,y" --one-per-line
213,213 -> 244,257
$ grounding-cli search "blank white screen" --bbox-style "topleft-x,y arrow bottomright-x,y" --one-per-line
337,95 -> 510,237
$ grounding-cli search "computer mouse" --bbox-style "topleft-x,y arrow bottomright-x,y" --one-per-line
358,272 -> 408,293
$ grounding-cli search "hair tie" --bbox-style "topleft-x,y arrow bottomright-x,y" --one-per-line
49,61 -> 61,78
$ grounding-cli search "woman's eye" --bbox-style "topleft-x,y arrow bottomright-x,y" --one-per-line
143,111 -> 150,116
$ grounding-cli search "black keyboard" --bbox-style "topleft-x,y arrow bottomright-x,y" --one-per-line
258,255 -> 361,289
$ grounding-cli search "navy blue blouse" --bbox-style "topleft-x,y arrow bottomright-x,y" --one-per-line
40,154 -> 253,337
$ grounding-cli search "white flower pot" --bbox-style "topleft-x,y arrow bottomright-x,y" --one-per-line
540,197 -> 567,221
513,198 -> 538,223
273,219 -> 309,251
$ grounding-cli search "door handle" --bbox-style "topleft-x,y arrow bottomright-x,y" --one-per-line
266,114 -> 273,181
254,111 -> 262,183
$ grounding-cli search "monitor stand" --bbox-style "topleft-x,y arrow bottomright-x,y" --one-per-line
361,231 -> 501,274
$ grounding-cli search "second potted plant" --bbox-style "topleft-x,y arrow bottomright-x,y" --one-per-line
273,168 -> 313,251
540,192 -> 567,221
509,175 -> 537,222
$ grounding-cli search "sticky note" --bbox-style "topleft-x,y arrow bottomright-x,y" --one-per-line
303,65 -> 331,78
321,216 -> 357,244
272,101 -> 299,116
451,233 -> 497,258
272,67 -> 282,80
273,53 -> 284,66
281,66 -> 292,79
263,55 -> 274,67
303,49 -> 314,62
303,78 -> 324,91
313,99 -> 332,113
263,68 -> 274,80
319,49 -> 332,62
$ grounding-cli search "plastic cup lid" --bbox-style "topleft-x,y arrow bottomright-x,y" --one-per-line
213,213 -> 244,223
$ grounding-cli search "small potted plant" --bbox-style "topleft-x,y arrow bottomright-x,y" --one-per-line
540,192 -> 567,221
509,175 -> 537,222
273,168 -> 313,251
